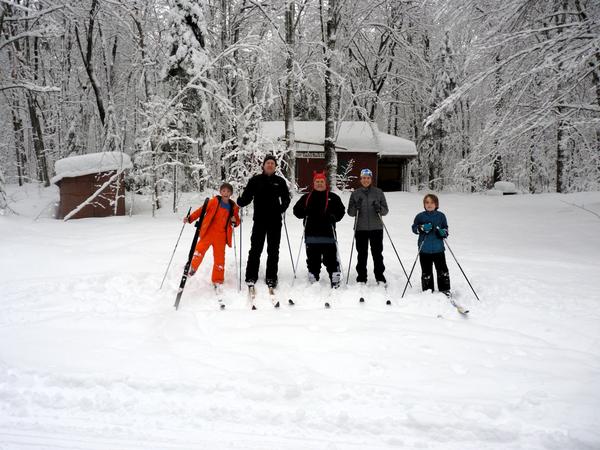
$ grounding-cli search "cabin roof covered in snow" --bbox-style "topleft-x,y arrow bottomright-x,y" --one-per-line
51,152 -> 133,184
260,121 -> 417,157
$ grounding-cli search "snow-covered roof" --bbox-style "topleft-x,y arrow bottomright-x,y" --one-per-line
260,121 -> 417,157
51,152 -> 133,184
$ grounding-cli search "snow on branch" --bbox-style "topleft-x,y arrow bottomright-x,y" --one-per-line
555,104 -> 600,113
0,83 -> 60,93
0,26 -> 61,51
3,4 -> 64,21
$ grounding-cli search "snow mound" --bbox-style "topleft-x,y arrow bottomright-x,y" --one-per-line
493,181 -> 517,194
51,152 -> 132,184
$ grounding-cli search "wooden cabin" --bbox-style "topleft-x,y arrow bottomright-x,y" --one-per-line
260,121 -> 417,191
51,152 -> 132,219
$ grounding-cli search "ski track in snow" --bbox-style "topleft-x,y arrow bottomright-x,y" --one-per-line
1,186 -> 600,449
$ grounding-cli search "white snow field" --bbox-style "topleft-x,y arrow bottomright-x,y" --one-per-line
1,185 -> 599,450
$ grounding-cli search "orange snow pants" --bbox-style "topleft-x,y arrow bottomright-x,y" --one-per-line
191,233 -> 227,284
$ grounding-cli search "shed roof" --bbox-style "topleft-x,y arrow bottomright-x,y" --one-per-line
52,152 -> 133,185
260,121 -> 417,157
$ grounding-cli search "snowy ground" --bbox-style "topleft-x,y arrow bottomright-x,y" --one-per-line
1,184 -> 600,450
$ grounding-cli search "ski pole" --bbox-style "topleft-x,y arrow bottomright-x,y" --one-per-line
380,214 -> 412,287
282,212 -> 296,277
401,239 -> 426,298
233,226 -> 240,292
160,206 -> 191,290
239,208 -> 243,290
331,223 -> 343,283
291,219 -> 305,287
345,211 -> 359,285
174,198 -> 209,310
444,238 -> 481,302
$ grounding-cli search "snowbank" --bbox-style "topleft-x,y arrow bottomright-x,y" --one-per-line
1,187 -> 600,449
51,152 -> 132,184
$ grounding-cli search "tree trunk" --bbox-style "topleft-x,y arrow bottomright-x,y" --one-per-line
74,0 -> 106,126
554,0 -> 570,193
26,92 -> 50,186
492,53 -> 504,186
0,169 -> 7,212
284,1 -> 296,184
556,112 -> 567,193
10,104 -> 26,186
322,0 -> 339,186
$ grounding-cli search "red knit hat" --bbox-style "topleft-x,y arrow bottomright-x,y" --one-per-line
313,171 -> 327,182
306,171 -> 329,213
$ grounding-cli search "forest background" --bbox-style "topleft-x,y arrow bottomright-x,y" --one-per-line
1,0 -> 598,214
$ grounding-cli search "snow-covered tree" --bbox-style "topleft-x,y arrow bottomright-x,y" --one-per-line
421,32 -> 458,190
1,0 -> 598,206
427,0 -> 600,192
0,167 -> 8,215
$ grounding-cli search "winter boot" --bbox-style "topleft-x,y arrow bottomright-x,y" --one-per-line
308,272 -> 319,284
266,278 -> 278,289
421,274 -> 434,292
437,271 -> 451,293
330,271 -> 341,289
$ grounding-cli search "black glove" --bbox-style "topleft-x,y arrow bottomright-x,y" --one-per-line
355,198 -> 366,212
328,213 -> 337,223
278,197 -> 287,213
372,201 -> 381,214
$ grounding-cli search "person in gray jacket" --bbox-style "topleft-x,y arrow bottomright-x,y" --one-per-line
347,168 -> 389,284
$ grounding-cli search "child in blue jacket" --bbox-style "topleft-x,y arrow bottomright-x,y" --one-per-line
411,194 -> 451,294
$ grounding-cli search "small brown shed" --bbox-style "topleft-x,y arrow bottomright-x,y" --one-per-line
261,121 -> 418,191
51,152 -> 132,220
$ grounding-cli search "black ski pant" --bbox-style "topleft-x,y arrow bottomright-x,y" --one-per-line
306,242 -> 340,287
355,229 -> 385,283
419,251 -> 450,292
245,218 -> 282,287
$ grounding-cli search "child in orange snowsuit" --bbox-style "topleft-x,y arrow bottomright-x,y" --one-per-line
184,183 -> 240,284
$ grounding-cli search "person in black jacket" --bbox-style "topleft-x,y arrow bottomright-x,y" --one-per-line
293,171 -> 345,288
237,155 -> 291,288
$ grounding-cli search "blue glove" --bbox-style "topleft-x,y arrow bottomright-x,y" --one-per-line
436,227 -> 448,238
419,223 -> 433,234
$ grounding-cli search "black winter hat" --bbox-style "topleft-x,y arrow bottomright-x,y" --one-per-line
262,155 -> 277,166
